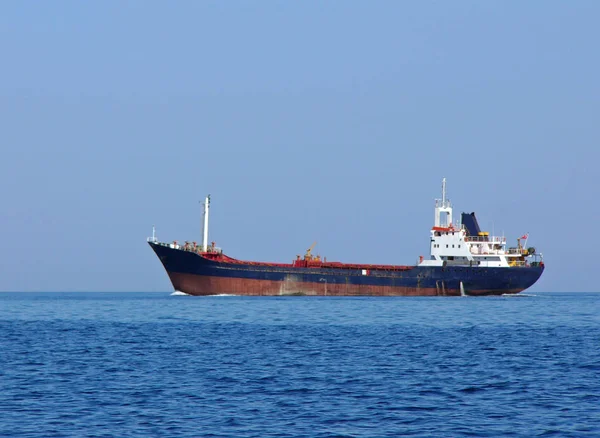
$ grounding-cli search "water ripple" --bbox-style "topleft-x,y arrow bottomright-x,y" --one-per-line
0,292 -> 599,437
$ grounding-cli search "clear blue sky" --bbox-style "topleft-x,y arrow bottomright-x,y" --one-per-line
1,1 -> 597,292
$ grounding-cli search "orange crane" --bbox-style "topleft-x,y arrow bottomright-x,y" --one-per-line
304,241 -> 317,261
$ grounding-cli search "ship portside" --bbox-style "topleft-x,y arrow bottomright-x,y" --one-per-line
148,179 -> 544,297
149,242 -> 544,297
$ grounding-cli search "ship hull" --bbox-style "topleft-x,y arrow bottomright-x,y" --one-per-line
150,243 -> 543,297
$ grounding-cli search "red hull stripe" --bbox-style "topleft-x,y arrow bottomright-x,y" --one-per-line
167,272 -> 522,297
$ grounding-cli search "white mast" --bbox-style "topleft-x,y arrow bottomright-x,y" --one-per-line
147,225 -> 157,243
202,195 -> 210,251
442,177 -> 446,205
434,177 -> 452,227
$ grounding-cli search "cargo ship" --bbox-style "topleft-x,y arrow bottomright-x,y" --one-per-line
148,179 -> 544,296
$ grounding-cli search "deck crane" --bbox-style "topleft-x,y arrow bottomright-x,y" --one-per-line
304,241 -> 317,261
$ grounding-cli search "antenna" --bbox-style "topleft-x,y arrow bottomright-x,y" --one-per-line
148,225 -> 157,243
442,177 -> 446,205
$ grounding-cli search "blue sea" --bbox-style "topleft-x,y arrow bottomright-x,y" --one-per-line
1,292 -> 599,437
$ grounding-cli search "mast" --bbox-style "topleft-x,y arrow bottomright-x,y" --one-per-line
442,177 -> 446,205
147,225 -> 157,243
203,195 -> 210,251
434,177 -> 452,227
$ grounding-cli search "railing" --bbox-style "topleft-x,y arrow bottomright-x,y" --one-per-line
152,241 -> 223,255
465,236 -> 506,243
507,247 -> 525,255
435,199 -> 451,209
469,249 -> 503,255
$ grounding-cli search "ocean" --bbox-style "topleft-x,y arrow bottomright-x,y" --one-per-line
1,292 -> 599,437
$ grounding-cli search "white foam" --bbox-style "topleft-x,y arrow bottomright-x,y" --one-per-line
502,293 -> 537,297
171,291 -> 190,296
170,291 -> 238,297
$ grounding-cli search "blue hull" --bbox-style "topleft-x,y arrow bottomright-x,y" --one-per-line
149,243 -> 544,296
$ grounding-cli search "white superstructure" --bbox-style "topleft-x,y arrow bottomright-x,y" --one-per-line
419,179 -> 541,268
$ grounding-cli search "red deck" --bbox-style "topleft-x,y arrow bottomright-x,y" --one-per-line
200,251 -> 414,272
